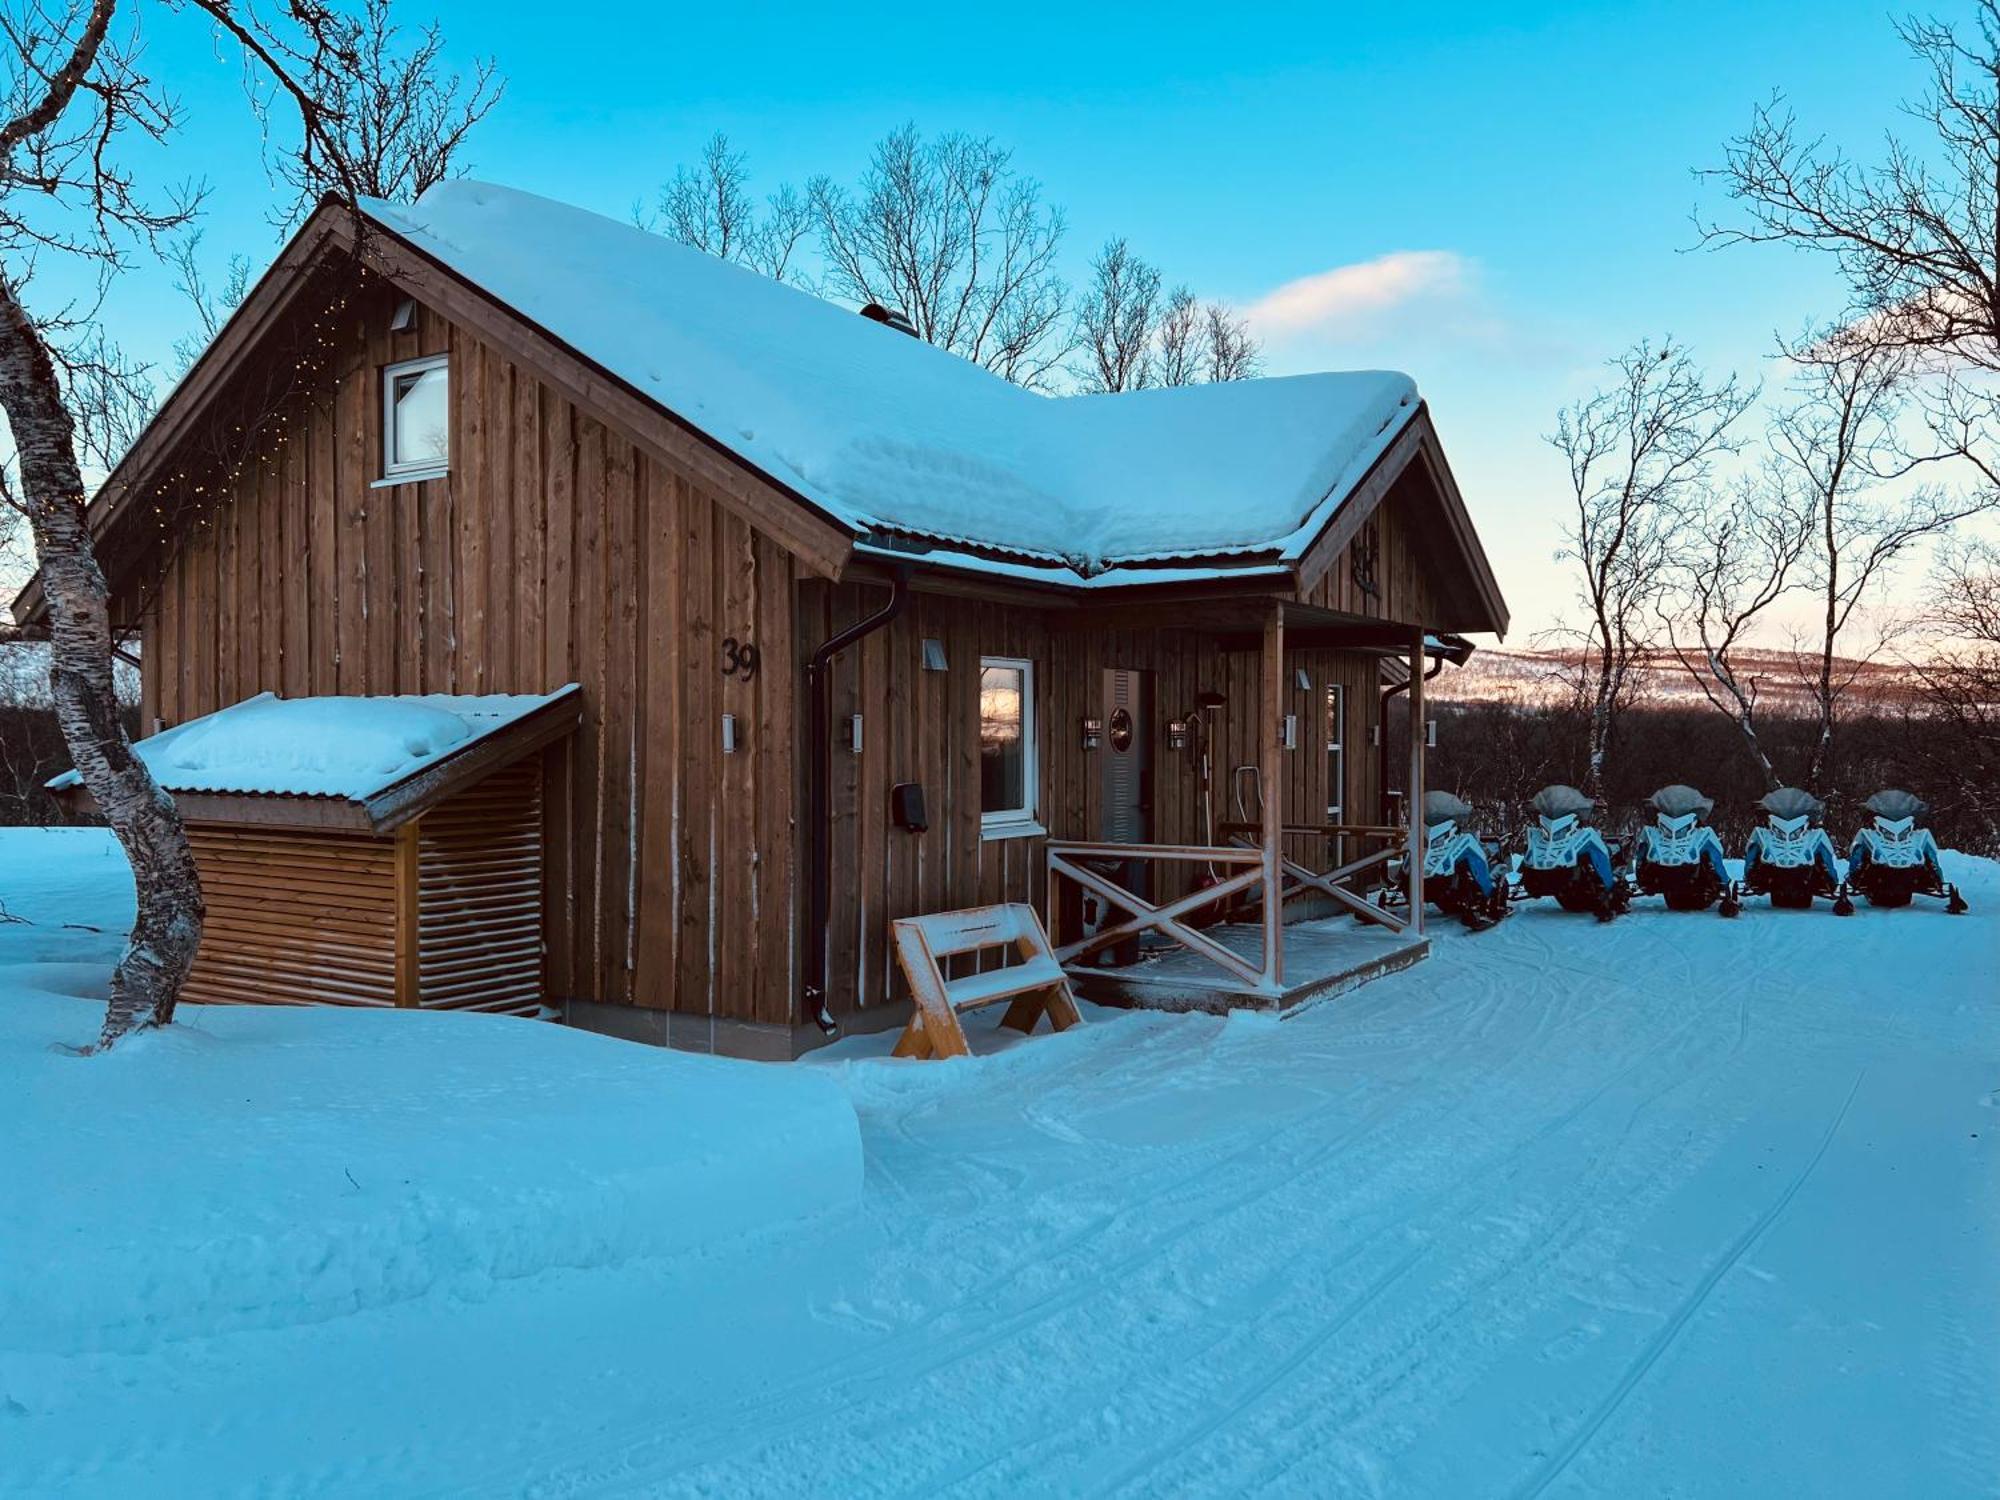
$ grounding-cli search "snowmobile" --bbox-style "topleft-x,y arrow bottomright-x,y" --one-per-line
1845,789 -> 1968,913
1419,791 -> 1510,930
1628,784 -> 1740,916
1740,787 -> 1853,915
1517,784 -> 1628,921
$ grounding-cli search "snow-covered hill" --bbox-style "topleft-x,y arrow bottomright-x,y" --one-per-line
1439,645 -> 1929,712
3,830 -> 1995,1496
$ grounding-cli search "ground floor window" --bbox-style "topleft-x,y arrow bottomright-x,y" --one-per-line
980,657 -> 1040,838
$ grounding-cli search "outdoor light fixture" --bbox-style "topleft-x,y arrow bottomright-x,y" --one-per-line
1282,714 -> 1299,751
846,714 -> 865,753
1166,718 -> 1190,751
721,714 -> 738,754
389,297 -> 417,333
1080,716 -> 1103,751
1295,668 -> 1312,692
1425,719 -> 1439,747
921,638 -> 948,671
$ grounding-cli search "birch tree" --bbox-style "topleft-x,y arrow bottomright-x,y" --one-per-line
642,131 -> 813,284
810,126 -> 1074,389
1661,462 -> 1814,788
1768,343 -> 1993,790
1551,340 -> 1755,793
1704,3 -> 2000,375
1073,237 -> 1159,393
0,0 -> 477,1048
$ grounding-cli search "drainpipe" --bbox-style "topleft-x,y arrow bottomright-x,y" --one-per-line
802,568 -> 909,1035
1378,647 -> 1447,825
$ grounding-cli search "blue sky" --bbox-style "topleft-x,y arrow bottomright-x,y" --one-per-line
87,0 -> 1917,636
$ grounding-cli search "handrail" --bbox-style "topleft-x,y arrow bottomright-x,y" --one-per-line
1045,841 -> 1281,994
1045,839 -> 1261,865
1215,820 -> 1405,841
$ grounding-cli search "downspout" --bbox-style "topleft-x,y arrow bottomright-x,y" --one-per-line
802,567 -> 909,1035
1378,648 -> 1447,825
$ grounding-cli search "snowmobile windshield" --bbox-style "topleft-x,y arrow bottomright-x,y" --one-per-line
1531,785 -> 1595,821
1759,787 -> 1824,822
1864,789 -> 1927,821
1423,791 -> 1473,826
1649,784 -> 1713,819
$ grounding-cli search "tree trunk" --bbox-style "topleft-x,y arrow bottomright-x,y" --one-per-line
1809,506 -> 1840,794
0,272 -> 203,1049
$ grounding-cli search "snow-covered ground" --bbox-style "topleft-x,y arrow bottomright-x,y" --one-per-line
2,828 -> 1995,1497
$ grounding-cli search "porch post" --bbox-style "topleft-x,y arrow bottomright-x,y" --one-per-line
1261,603 -> 1285,988
1406,627 -> 1426,938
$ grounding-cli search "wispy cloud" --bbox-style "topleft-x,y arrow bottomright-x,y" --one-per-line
1243,250 -> 1476,342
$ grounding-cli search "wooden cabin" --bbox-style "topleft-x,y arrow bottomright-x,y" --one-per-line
12,182 -> 1509,1059
50,690 -> 581,1013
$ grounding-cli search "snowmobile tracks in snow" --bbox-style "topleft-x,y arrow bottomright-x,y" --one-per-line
1510,1069 -> 1867,1498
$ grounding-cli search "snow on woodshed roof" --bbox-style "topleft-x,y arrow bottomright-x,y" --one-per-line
48,689 -> 578,802
359,182 -> 1422,576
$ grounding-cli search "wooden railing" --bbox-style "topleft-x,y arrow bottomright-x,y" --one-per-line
1044,841 -> 1281,996
1215,822 -> 1421,937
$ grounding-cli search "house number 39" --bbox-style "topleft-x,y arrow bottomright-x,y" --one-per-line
720,637 -> 759,681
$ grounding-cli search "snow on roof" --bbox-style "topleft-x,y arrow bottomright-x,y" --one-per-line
360,182 -> 1421,576
48,689 -> 577,801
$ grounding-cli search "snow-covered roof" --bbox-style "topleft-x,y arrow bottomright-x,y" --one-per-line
48,688 -> 578,803
359,183 -> 1422,578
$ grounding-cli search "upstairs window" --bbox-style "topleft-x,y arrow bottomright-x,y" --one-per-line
382,354 -> 449,480
979,657 -> 1040,838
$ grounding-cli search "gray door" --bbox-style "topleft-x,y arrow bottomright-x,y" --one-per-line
1100,668 -> 1154,844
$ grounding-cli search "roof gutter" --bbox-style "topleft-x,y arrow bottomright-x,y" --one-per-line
801,568 -> 909,1035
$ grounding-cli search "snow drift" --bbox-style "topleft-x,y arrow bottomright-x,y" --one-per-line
0,832 -> 863,1357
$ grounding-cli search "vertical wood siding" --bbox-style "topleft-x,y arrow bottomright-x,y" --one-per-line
130,281 -> 801,1027
1298,465 -> 1451,627
128,276 -> 1447,1035
803,584 -> 1399,1020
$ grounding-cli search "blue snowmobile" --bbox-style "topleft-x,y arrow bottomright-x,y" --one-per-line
1741,787 -> 1853,915
1846,789 -> 1968,913
1517,784 -> 1627,921
1629,784 -> 1740,916
1419,791 -> 1509,930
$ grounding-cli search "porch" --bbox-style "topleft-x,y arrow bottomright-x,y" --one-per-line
1035,600 -> 1444,1016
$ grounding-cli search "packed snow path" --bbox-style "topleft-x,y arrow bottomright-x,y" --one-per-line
4,833 -> 1995,1497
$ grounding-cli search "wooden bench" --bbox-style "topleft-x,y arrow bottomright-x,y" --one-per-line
890,903 -> 1085,1060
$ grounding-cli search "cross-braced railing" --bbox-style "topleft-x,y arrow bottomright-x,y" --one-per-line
1044,841 -> 1281,996
1217,822 -> 1421,936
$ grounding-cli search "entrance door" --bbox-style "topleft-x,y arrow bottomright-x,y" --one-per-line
1100,668 -> 1154,843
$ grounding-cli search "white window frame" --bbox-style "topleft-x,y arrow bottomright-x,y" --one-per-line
379,353 -> 450,483
979,656 -> 1042,840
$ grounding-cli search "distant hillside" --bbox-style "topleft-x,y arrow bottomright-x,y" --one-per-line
1435,646 -> 1925,713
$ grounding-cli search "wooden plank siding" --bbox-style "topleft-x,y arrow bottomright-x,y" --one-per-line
182,823 -> 400,1008
180,765 -> 547,1014
127,280 -> 804,1029
803,583 -> 1399,1022
121,273 -> 1457,1043
1297,463 -> 1452,627
415,761 -> 545,1015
